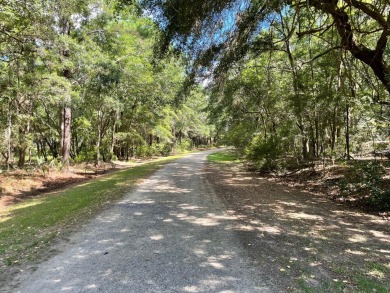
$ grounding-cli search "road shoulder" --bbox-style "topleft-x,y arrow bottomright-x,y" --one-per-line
205,162 -> 390,292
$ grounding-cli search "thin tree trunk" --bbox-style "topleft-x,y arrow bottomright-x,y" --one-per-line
61,104 -> 71,168
110,116 -> 117,156
18,99 -> 32,168
6,98 -> 12,171
95,108 -> 102,166
331,106 -> 337,152
345,100 -> 350,159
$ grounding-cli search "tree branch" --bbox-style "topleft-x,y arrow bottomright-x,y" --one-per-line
296,24 -> 333,38
347,0 -> 389,30
301,46 -> 342,65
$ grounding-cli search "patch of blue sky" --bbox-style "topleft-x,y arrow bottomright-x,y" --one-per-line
0,55 -> 10,62
184,0 -> 249,58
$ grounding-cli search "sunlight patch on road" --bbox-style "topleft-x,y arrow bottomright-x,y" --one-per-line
256,225 -> 282,234
179,204 -> 203,210
138,179 -> 191,194
286,212 -> 323,221
232,224 -> 255,231
193,248 -> 206,256
85,284 -> 97,289
348,234 -> 367,243
182,285 -> 198,292
170,211 -> 220,226
345,249 -> 366,256
201,261 -> 225,269
208,213 -> 238,221
150,234 -> 164,241
369,230 -> 390,243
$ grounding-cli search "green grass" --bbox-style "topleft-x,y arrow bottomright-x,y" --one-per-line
296,262 -> 390,293
207,150 -> 241,163
352,262 -> 390,293
0,155 -> 183,267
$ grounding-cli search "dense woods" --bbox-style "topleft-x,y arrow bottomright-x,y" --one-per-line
140,0 -> 390,210
0,0 -> 213,171
1,0 -> 390,209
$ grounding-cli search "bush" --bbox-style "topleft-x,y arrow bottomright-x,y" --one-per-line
360,162 -> 389,210
161,143 -> 173,156
342,161 -> 389,210
174,139 -> 193,153
245,136 -> 283,173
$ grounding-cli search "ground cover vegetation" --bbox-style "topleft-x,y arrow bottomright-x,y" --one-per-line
141,0 -> 390,211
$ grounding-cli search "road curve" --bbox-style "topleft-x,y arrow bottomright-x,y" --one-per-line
14,150 -> 275,293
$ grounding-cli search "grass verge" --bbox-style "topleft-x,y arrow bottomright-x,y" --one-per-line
207,149 -> 241,163
0,155 -> 183,271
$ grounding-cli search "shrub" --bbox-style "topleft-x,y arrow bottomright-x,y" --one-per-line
245,136 -> 283,173
343,161 -> 389,210
174,139 -> 193,153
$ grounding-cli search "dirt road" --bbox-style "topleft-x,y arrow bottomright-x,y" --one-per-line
12,151 -> 275,292
11,150 -> 390,292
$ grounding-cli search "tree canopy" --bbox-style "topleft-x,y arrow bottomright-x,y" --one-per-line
0,0 -> 214,169
142,0 -> 390,95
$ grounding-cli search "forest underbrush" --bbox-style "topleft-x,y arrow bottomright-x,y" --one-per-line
0,153 -> 195,209
250,158 -> 390,216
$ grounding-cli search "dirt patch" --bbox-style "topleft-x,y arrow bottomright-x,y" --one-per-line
0,166 -> 111,209
0,159 -> 159,209
252,161 -> 390,216
205,162 -> 390,292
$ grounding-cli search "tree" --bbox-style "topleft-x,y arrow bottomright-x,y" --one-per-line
141,0 -> 390,96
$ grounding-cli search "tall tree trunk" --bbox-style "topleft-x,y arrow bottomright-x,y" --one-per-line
110,114 -> 117,157
344,57 -> 356,160
60,18 -> 72,169
6,97 -> 12,171
315,113 -> 319,157
280,14 -> 308,159
331,106 -> 337,152
18,99 -> 32,168
61,103 -> 71,168
95,108 -> 102,166
345,100 -> 350,160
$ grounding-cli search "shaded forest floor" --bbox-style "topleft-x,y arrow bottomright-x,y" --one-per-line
206,161 -> 390,292
250,160 -> 390,217
0,158 -> 161,209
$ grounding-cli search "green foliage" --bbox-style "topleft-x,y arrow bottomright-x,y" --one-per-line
340,161 -> 389,210
175,139 -> 193,153
142,0 -> 390,94
245,136 -> 283,172
356,162 -> 389,210
0,0 -> 213,171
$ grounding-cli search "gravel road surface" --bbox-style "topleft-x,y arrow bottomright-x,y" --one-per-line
14,150 -> 276,292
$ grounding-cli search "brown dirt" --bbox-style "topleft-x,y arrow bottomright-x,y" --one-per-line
205,162 -> 390,292
253,161 -> 390,216
0,160 -> 154,209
